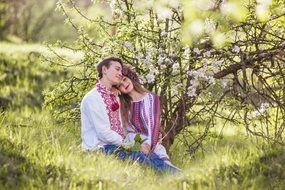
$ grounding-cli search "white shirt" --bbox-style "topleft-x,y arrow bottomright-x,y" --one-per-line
80,87 -> 123,150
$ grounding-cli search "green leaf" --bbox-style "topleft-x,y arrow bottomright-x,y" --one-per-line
134,134 -> 142,144
129,142 -> 141,152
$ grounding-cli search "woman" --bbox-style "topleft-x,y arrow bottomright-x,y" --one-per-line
117,64 -> 179,170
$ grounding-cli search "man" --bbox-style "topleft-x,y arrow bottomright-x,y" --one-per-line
80,57 -> 125,150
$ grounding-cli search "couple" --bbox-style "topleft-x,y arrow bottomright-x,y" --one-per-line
80,57 -> 179,173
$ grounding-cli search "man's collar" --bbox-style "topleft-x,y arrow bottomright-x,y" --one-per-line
96,80 -> 116,96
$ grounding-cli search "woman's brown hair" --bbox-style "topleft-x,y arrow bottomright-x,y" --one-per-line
119,65 -> 148,126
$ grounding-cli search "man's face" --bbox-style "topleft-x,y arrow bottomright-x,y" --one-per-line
102,61 -> 122,85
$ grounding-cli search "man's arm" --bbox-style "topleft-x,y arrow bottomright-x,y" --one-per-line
81,97 -> 123,148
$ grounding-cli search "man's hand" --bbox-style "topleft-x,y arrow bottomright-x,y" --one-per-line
140,143 -> 151,154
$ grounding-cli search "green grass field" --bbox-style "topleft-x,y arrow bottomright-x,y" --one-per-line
1,43 -> 285,190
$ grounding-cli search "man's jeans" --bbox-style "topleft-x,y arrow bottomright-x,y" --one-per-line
102,144 -> 179,173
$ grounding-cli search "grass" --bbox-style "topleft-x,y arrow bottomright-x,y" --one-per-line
0,42 -> 84,61
0,109 -> 167,190
1,108 -> 285,189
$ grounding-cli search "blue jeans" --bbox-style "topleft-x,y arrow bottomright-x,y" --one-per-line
102,144 -> 179,173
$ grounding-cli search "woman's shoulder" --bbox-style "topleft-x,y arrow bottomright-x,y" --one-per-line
146,92 -> 160,100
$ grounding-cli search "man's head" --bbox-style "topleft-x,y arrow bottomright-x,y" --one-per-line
97,57 -> 123,85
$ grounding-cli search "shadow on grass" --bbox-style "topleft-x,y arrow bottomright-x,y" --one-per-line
0,137 -> 120,189
0,137 -> 62,189
212,147 -> 285,189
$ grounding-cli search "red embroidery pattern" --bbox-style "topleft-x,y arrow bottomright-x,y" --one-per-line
96,81 -> 125,137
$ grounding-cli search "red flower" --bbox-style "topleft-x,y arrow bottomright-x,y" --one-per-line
111,102 -> 119,111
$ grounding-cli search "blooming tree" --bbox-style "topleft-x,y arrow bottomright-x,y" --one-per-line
45,0 -> 285,153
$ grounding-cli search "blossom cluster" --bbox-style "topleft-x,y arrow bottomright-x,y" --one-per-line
251,102 -> 270,118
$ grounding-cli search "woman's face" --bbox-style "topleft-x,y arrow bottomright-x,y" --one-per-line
117,76 -> 134,94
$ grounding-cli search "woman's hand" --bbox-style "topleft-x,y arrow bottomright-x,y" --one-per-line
111,87 -> 121,96
140,143 -> 151,154
158,132 -> 163,144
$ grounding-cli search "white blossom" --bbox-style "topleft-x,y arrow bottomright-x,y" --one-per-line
160,31 -> 167,37
135,54 -> 142,60
188,20 -> 204,36
176,83 -> 183,89
143,52 -> 152,66
172,62 -> 180,72
257,0 -> 272,6
188,70 -> 197,77
264,24 -> 271,31
156,7 -> 172,20
109,0 -> 116,9
187,70 -> 194,76
183,47 -> 191,55
193,47 -> 201,55
171,88 -> 179,96
251,110 -> 260,118
221,79 -> 228,88
196,68 -> 207,79
233,45 -> 240,53
260,102 -> 270,110
187,86 -> 197,97
146,72 -> 155,83
123,41 -> 133,50
220,2 -> 237,15
203,51 -> 211,57
251,102 -> 270,118
177,5 -> 183,13
113,9 -> 122,18
208,76 -> 216,84
188,66 -> 217,89
157,56 -> 167,68
275,28 -> 283,36
157,57 -> 164,65
188,69 -> 206,79
269,14 -> 276,20
213,60 -> 222,67
158,48 -> 164,53
139,77 -> 146,84
205,18 -> 216,34
196,0 -> 215,10
164,57 -> 171,63
183,47 -> 191,59
168,0 -> 180,9
212,60 -> 222,72
190,79 -> 200,87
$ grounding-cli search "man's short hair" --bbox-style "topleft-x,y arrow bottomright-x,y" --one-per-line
96,57 -> 123,78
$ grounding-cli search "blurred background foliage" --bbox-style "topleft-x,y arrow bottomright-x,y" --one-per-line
0,0 -> 88,42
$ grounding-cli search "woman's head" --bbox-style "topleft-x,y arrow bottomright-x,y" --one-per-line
117,64 -> 147,94
117,76 -> 134,94
118,64 -> 148,125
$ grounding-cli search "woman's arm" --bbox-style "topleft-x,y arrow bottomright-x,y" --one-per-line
81,96 -> 123,147
145,93 -> 161,151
